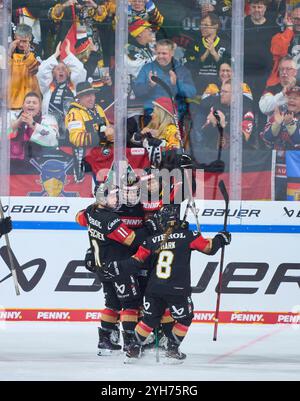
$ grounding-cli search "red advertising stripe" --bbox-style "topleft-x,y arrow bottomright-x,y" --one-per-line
0,309 -> 299,325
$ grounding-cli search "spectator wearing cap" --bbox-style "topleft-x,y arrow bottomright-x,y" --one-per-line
37,40 -> 87,143
8,23 -> 41,111
65,81 -> 114,182
126,17 -> 157,138
267,4 -> 300,87
129,0 -> 164,32
259,56 -> 297,117
132,38 -> 196,125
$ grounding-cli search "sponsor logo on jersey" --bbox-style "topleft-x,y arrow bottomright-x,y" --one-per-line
144,302 -> 150,311
130,148 -> 145,156
171,306 -> 185,316
114,283 -> 125,295
67,121 -> 83,130
121,218 -> 143,227
107,218 -> 121,231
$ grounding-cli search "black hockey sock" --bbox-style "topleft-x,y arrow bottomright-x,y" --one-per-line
160,309 -> 174,337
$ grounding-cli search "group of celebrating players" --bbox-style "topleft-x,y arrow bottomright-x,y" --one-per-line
76,161 -> 231,364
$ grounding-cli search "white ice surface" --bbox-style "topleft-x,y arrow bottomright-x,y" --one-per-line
0,322 -> 299,381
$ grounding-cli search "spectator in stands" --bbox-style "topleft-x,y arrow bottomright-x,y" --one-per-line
267,3 -> 300,87
259,55 -> 297,116
139,97 -> 180,166
261,85 -> 300,150
126,17 -> 157,139
9,24 -> 41,111
37,39 -> 86,143
49,0 -> 108,67
202,61 -> 253,101
185,12 -> 230,96
14,0 -> 57,58
129,0 -> 164,31
65,81 -> 114,182
10,92 -> 59,173
244,0 -> 279,106
190,79 -> 255,162
189,62 -> 254,154
260,85 -> 300,199
133,38 -> 196,125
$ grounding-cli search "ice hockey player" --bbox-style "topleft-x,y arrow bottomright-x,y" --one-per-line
0,216 -> 12,239
117,169 -> 145,229
76,179 -> 158,355
104,205 -> 231,363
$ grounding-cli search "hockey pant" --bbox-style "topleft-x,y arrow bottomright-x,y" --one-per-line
101,275 -> 142,333
134,294 -> 194,345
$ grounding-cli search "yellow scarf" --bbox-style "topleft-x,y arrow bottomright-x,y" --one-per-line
202,36 -> 220,49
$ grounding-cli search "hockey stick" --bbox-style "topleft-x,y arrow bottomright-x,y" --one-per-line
151,75 -> 201,233
0,198 -> 20,296
155,328 -> 160,363
212,111 -> 225,200
213,180 -> 229,341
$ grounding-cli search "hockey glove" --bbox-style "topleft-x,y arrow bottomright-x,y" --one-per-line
103,261 -> 120,280
144,215 -> 160,235
84,248 -> 98,273
0,217 -> 12,237
216,231 -> 231,246
144,132 -> 163,148
178,154 -> 193,169
209,231 -> 231,255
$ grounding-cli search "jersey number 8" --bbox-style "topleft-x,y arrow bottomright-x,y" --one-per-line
156,250 -> 174,279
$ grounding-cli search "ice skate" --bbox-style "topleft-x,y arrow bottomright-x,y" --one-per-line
97,328 -> 122,356
163,339 -> 186,364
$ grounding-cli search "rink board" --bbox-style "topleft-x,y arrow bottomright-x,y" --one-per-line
0,198 -> 299,324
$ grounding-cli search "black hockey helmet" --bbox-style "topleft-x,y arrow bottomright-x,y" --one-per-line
157,205 -> 180,232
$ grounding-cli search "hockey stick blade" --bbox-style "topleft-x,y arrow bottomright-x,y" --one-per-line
218,180 -> 229,205
151,76 -> 173,100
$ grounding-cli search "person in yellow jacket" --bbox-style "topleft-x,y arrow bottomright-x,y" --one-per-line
9,24 -> 41,111
65,81 -> 114,182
